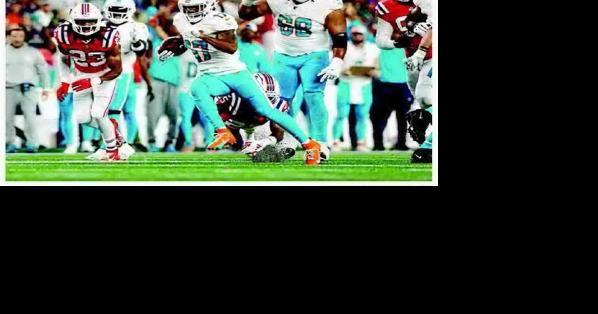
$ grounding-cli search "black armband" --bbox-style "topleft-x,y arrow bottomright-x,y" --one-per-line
331,32 -> 347,49
131,40 -> 148,52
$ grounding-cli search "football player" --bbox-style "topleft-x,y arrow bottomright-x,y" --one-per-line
238,0 -> 348,161
215,72 -> 295,161
54,3 -> 123,161
158,0 -> 322,165
86,0 -> 150,160
375,0 -> 433,163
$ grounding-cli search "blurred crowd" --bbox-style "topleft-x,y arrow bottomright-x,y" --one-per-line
5,0 -> 417,153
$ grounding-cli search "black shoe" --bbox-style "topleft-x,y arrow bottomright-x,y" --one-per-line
132,143 -> 148,152
393,144 -> 410,151
372,146 -> 385,151
411,148 -> 432,163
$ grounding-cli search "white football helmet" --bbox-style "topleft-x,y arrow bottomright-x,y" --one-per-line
253,73 -> 281,107
178,0 -> 217,24
69,2 -> 103,36
103,0 -> 136,25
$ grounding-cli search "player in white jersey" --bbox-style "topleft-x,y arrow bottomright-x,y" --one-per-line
86,0 -> 150,160
158,0 -> 323,165
239,0 -> 347,161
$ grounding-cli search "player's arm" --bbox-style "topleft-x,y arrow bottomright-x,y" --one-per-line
318,9 -> 347,82
197,30 -> 237,54
238,0 -> 272,20
100,44 -> 123,81
139,41 -> 155,101
269,122 -> 284,142
405,24 -> 432,71
326,9 -> 347,60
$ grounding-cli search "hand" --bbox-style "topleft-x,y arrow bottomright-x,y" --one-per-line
413,22 -> 432,37
158,49 -> 174,62
72,77 -> 102,92
318,57 -> 343,82
147,86 -> 155,102
56,82 -> 70,101
241,136 -> 277,155
404,47 -> 427,72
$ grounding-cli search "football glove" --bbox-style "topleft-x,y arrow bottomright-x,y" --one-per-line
56,82 -> 70,101
72,77 -> 102,92
404,46 -> 427,71
413,22 -> 431,37
318,57 -> 343,82
406,109 -> 432,144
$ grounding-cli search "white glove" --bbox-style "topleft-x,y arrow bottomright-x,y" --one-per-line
241,0 -> 259,6
318,57 -> 343,82
413,22 -> 431,37
241,136 -> 277,155
158,50 -> 174,62
404,47 -> 427,72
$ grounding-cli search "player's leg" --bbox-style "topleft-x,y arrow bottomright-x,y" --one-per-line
332,80 -> 351,149
123,77 -> 138,143
272,52 -> 300,109
5,88 -> 19,152
189,74 -> 234,149
355,83 -> 373,150
394,82 -> 414,150
90,79 -> 119,160
178,91 -> 195,148
416,61 -> 433,109
298,51 -> 330,144
147,80 -> 166,152
198,110 -> 215,147
226,70 -> 320,164
228,70 -> 310,144
107,73 -> 130,130
164,83 -> 180,152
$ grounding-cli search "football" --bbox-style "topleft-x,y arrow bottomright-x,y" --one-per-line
157,35 -> 187,56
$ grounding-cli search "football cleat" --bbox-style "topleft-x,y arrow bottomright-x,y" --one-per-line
99,148 -> 120,162
406,109 -> 432,145
119,142 -> 136,160
86,148 -> 107,160
64,144 -> 78,154
207,128 -> 237,150
302,139 -> 321,166
411,148 -> 432,164
356,142 -> 369,152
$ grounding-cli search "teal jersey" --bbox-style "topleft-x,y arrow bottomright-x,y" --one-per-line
149,38 -> 181,86
238,41 -> 272,74
379,48 -> 408,84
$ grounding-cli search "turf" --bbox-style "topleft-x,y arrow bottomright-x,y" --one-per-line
5,151 -> 432,182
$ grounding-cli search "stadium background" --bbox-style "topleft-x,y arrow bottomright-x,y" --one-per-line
5,0 -> 419,152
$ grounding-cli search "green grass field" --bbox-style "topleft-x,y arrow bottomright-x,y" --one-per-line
5,151 -> 432,182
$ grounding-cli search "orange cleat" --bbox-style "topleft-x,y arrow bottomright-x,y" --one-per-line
302,139 -> 321,166
207,128 -> 237,149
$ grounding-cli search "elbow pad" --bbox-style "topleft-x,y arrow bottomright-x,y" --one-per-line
131,40 -> 148,52
331,32 -> 347,49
